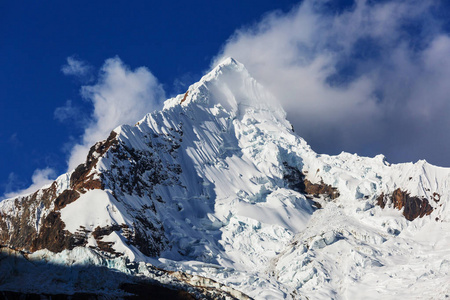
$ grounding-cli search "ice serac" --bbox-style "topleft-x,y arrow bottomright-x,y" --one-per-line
1,57 -> 450,299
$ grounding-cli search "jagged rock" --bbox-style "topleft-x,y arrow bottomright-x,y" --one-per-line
376,188 -> 433,221
0,182 -> 58,250
32,212 -> 75,252
432,192 -> 441,202
180,91 -> 189,104
283,162 -> 340,200
71,131 -> 118,193
54,190 -> 80,210
303,179 -> 340,200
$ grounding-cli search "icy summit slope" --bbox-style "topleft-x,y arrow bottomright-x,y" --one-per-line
1,58 -> 450,299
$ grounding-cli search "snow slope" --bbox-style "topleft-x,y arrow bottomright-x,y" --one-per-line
1,57 -> 450,299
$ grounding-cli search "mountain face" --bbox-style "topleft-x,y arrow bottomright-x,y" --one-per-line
1,58 -> 450,299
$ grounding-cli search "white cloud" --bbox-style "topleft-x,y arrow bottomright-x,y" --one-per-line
61,56 -> 93,81
67,56 -> 165,171
3,168 -> 56,199
3,57 -> 165,199
215,0 -> 450,166
53,99 -> 89,126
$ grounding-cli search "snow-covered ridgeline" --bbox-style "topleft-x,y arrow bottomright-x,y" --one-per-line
107,57 -> 450,298
1,57 -> 450,299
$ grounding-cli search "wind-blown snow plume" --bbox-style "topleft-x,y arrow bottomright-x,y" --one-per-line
216,0 -> 450,166
67,57 -> 165,171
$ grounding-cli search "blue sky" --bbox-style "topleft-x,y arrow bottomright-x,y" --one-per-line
1,0 -> 450,198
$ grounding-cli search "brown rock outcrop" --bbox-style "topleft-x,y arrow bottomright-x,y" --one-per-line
54,190 -> 80,210
31,212 -> 75,252
303,179 -> 340,200
70,131 -> 118,193
0,131 -> 120,254
0,181 -> 58,250
376,188 -> 433,221
180,91 -> 189,104
283,163 -> 340,201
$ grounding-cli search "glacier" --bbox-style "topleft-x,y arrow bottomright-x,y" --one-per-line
1,57 -> 450,299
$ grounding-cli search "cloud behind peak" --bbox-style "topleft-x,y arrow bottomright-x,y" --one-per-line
67,56 -> 165,171
215,0 -> 450,166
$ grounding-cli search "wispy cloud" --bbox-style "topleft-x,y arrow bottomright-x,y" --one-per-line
67,56 -> 165,171
8,133 -> 21,147
215,0 -> 450,166
3,168 -> 56,199
53,99 -> 89,126
61,56 -> 93,82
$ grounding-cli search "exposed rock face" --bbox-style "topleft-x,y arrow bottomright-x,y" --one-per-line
91,225 -> 123,256
70,131 -> 118,193
0,214 -> 8,246
432,192 -> 441,202
31,212 -> 76,253
376,188 -> 434,221
0,127 -> 174,258
0,182 -> 57,250
283,163 -> 340,200
180,91 -> 189,104
0,131 -> 119,254
303,179 -> 340,200
0,189 -> 76,253
54,190 -> 80,210
98,127 -> 185,257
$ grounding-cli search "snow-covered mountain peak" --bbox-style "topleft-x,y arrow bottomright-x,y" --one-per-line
216,56 -> 239,67
206,56 -> 243,75
186,56 -> 244,87
162,58 -> 288,126
2,58 -> 450,299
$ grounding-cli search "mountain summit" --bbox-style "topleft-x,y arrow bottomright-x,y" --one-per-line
1,58 -> 450,299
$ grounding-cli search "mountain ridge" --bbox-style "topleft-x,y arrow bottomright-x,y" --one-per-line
1,58 -> 450,299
